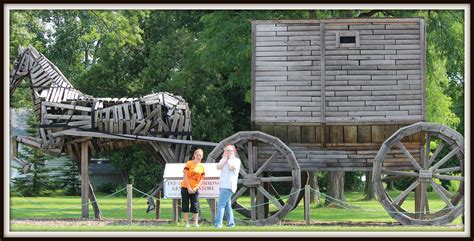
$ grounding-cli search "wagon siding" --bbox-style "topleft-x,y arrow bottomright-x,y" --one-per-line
252,18 -> 425,125
256,123 -> 420,171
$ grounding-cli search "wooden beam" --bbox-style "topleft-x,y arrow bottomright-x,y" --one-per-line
81,141 -> 89,218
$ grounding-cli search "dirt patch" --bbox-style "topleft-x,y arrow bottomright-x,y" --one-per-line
11,218 -> 173,227
10,218 -> 462,228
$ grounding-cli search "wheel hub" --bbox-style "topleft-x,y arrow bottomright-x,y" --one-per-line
418,169 -> 433,182
242,174 -> 261,187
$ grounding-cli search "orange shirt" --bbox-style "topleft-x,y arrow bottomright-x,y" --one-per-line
181,160 -> 205,189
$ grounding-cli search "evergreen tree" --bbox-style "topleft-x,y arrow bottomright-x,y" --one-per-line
12,111 -> 54,196
56,158 -> 81,196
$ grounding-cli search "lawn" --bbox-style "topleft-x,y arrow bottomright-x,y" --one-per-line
8,190 -> 464,232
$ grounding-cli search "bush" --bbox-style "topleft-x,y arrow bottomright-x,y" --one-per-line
96,183 -> 119,194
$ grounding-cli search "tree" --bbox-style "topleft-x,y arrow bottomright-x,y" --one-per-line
56,158 -> 81,196
107,145 -> 164,194
324,171 -> 345,207
11,111 -> 54,197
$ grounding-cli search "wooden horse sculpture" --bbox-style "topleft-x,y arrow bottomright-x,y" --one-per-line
9,45 -> 199,218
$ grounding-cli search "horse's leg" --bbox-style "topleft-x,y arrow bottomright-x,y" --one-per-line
68,143 -> 104,219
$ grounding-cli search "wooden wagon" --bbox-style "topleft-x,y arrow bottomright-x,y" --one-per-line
205,18 -> 464,226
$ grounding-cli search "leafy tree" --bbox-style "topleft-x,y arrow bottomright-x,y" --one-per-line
9,10 -> 47,108
107,145 -> 164,195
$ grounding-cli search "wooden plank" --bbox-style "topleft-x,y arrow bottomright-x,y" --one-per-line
134,101 -> 144,120
43,102 -> 92,112
371,125 -> 385,143
301,126 -> 315,143
315,125 -> 322,144
384,125 -> 399,140
328,126 -> 343,143
142,120 -> 153,135
343,126 -> 357,143
420,18 -> 426,121
133,121 -> 147,135
123,103 -> 131,120
273,126 -> 288,143
44,114 -> 91,120
288,126 -> 301,143
358,125 -> 372,143
259,125 -> 275,136
320,22 -> 326,124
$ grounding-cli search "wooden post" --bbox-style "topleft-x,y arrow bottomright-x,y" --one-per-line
172,199 -> 180,223
304,185 -> 310,225
127,184 -> 133,224
81,141 -> 89,219
11,136 -> 18,158
207,198 -> 216,223
155,190 -> 161,219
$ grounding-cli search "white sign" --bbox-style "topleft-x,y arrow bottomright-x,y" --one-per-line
164,179 -> 220,198
163,163 -> 221,199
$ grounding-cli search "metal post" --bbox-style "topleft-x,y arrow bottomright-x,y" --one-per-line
304,185 -> 310,225
127,184 -> 133,224
81,141 -> 89,219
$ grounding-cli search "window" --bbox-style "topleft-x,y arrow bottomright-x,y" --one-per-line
336,31 -> 360,48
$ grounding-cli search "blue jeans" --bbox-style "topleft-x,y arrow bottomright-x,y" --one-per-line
214,188 -> 235,228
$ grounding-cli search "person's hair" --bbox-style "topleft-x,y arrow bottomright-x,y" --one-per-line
225,145 -> 237,156
193,149 -> 204,161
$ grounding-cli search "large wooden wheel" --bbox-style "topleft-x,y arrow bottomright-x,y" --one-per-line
207,131 -> 301,226
373,122 -> 464,225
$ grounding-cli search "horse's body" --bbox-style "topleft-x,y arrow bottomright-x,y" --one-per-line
10,45 -> 194,218
10,46 -> 193,164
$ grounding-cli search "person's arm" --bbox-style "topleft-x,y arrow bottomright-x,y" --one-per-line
183,164 -> 193,192
193,173 -> 205,192
216,157 -> 227,170
227,157 -> 240,171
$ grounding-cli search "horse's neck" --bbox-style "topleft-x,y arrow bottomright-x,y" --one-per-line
28,53 -> 91,104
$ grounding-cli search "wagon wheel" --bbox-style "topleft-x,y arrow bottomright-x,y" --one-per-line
373,122 -> 464,225
207,131 -> 301,226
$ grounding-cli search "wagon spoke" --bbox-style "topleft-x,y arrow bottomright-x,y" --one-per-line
432,174 -> 464,182
427,143 -> 445,167
417,182 -> 428,219
430,180 -> 455,209
231,187 -> 248,204
434,166 -> 462,174
424,192 -> 430,214
255,151 -> 278,176
430,146 -> 460,171
247,142 -> 254,174
268,183 -> 285,207
236,145 -> 249,173
423,133 -> 431,168
260,176 -> 293,182
232,202 -> 251,218
383,169 -> 419,177
391,180 -> 420,206
250,187 -> 256,220
396,142 -> 422,171
430,181 -> 453,199
257,186 -> 283,210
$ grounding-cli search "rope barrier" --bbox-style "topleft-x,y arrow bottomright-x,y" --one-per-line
10,182 -> 463,221
308,187 -> 463,215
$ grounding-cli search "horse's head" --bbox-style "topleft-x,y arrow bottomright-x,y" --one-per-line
10,46 -> 33,96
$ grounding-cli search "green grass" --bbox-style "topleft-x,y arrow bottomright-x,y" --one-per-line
9,191 -> 464,232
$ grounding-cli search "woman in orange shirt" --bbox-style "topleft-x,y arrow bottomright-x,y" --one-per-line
181,149 -> 205,227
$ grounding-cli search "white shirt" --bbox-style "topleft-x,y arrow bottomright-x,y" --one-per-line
217,156 -> 241,193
